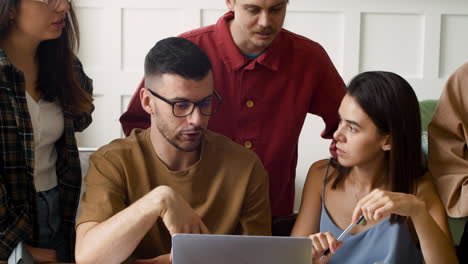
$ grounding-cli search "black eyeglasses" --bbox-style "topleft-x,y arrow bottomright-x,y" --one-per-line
145,88 -> 223,118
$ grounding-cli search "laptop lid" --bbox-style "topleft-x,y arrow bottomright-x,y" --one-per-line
172,234 -> 312,264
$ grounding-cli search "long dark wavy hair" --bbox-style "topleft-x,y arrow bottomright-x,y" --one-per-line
330,71 -> 425,224
0,0 -> 93,114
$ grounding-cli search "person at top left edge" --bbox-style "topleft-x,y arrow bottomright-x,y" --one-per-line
0,0 -> 94,262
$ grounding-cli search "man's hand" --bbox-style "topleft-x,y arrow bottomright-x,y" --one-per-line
157,186 -> 210,235
24,245 -> 57,263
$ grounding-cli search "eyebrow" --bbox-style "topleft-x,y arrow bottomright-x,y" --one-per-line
243,1 -> 287,9
170,94 -> 212,102
339,114 -> 362,128
344,119 -> 361,128
271,2 -> 288,8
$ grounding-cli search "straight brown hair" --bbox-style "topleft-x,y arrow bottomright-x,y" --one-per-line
0,0 -> 93,114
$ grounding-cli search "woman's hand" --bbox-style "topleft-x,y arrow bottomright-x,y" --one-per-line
309,232 -> 343,263
351,189 -> 426,224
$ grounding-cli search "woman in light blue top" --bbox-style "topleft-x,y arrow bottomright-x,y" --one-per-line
291,71 -> 457,264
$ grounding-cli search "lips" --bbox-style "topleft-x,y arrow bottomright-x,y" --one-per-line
52,18 -> 65,25
256,31 -> 273,37
254,27 -> 275,38
336,147 -> 346,156
180,129 -> 204,141
182,131 -> 201,136
181,133 -> 201,142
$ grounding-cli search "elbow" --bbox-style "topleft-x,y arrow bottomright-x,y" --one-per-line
76,248 -> 120,264
75,241 -> 121,264
75,239 -> 100,264
75,250 -> 95,264
75,252 -> 109,264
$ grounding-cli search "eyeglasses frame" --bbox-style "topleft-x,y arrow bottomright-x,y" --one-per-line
145,87 -> 223,118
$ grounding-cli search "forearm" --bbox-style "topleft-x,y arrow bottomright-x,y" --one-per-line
76,186 -> 168,264
429,147 -> 468,217
0,194 -> 33,260
0,219 -> 32,260
411,209 -> 458,264
291,212 -> 319,237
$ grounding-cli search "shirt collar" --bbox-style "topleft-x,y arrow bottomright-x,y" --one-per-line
214,12 -> 281,72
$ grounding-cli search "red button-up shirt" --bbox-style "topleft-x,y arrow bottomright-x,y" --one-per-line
120,12 -> 345,217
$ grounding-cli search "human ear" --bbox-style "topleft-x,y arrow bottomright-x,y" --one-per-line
380,135 -> 392,151
225,0 -> 235,11
140,88 -> 155,115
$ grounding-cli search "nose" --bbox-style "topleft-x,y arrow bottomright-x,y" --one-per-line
186,105 -> 204,126
333,123 -> 346,143
56,0 -> 70,13
257,11 -> 271,28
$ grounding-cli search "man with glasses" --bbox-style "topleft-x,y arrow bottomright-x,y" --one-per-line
75,37 -> 271,264
120,0 -> 346,224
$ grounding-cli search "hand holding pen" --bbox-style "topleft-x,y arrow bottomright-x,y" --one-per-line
309,215 -> 365,263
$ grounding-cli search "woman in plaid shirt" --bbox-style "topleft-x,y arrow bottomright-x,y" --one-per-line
0,0 -> 93,262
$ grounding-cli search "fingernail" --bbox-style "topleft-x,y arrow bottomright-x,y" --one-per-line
360,218 -> 367,225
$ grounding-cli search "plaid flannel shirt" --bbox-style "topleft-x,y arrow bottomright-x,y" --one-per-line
0,48 -> 94,261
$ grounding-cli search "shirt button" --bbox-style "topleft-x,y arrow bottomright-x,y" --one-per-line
246,100 -> 254,108
244,140 -> 252,149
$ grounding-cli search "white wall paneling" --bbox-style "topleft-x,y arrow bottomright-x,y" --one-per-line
360,13 -> 425,79
122,8 -> 185,71
201,9 -> 225,26
440,14 -> 468,78
284,11 -> 345,75
74,0 -> 468,211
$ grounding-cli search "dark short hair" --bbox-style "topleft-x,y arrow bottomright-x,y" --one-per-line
331,71 -> 424,224
144,37 -> 212,82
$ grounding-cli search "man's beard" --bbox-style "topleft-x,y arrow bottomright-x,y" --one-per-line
157,122 -> 205,152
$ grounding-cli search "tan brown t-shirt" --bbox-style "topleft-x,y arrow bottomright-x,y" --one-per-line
77,128 -> 271,259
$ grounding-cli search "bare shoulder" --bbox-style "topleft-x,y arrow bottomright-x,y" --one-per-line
308,159 -> 332,175
415,172 -> 441,205
415,172 -> 453,240
304,159 -> 333,190
292,159 -> 331,236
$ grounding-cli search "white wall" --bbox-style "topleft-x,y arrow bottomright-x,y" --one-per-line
74,0 -> 468,211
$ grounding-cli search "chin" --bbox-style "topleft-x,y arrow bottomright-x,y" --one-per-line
253,40 -> 272,49
336,156 -> 354,167
45,31 -> 63,41
178,142 -> 202,152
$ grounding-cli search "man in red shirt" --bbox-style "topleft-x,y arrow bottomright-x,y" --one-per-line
120,0 -> 345,221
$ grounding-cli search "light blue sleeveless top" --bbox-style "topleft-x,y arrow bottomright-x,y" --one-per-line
319,160 -> 424,264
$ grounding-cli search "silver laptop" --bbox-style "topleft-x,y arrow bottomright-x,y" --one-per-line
172,234 -> 312,264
